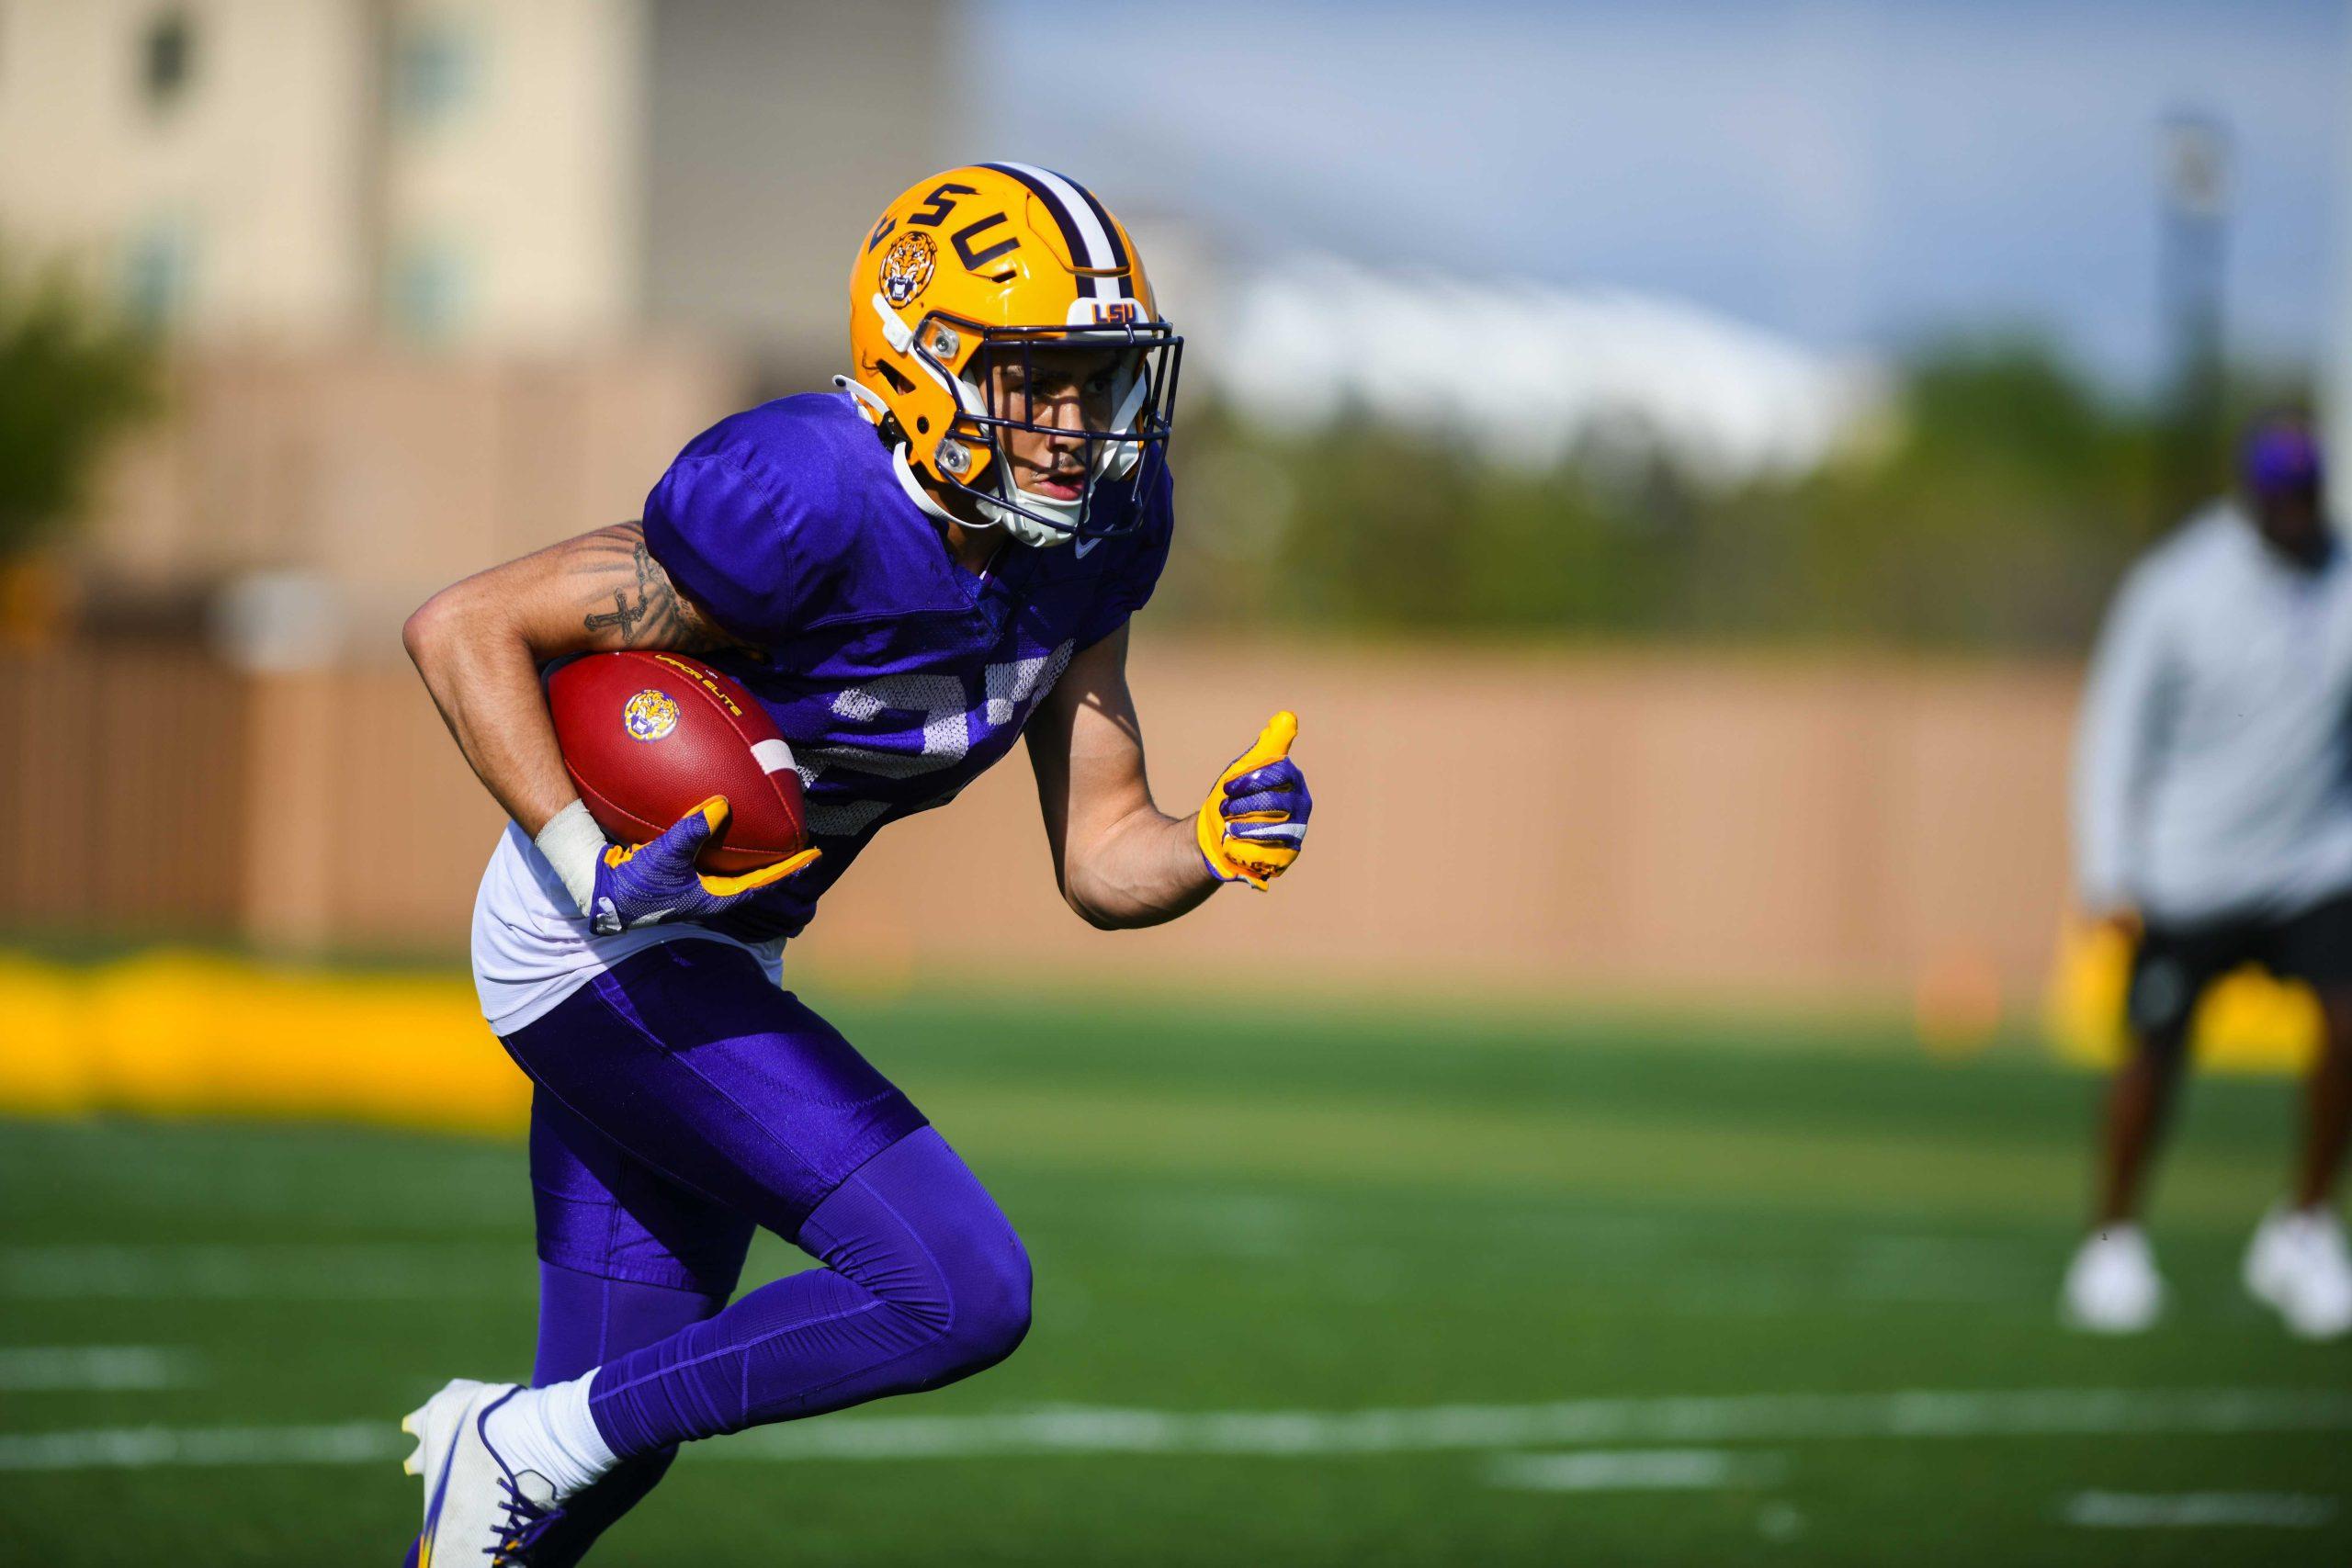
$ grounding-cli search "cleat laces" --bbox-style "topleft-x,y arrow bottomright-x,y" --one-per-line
485,1470 -> 564,1564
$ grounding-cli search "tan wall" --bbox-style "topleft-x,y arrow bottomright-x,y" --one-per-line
0,642 -> 2080,1015
0,648 -> 251,934
85,344 -> 745,646
834,646 -> 2078,1010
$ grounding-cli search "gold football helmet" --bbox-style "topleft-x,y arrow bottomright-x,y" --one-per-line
844,164 -> 1181,547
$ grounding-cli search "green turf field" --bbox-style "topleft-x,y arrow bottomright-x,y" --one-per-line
3,989 -> 2347,1565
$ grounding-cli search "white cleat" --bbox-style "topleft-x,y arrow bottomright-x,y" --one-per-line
2245,1206 -> 2352,1342
2062,1224 -> 2164,1334
402,1378 -> 567,1566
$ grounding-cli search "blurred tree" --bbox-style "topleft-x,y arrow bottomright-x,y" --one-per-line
0,247 -> 162,561
1162,334 -> 2247,655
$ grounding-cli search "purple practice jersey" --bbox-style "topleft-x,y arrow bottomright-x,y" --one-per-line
639,390 -> 1171,943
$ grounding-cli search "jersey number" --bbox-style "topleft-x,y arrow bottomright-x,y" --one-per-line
794,644 -> 1074,837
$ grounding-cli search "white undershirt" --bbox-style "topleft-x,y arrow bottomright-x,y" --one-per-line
469,822 -> 784,1035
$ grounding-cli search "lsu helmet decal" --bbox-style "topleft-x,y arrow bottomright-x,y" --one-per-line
846,163 -> 1182,547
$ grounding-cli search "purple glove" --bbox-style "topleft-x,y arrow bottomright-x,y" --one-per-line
587,796 -> 819,936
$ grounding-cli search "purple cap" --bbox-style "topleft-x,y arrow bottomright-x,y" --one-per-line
2243,422 -> 2324,496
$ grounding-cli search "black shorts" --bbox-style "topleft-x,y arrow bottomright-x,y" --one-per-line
2126,891 -> 2352,1037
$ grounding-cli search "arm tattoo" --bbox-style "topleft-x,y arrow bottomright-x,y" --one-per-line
569,522 -> 725,650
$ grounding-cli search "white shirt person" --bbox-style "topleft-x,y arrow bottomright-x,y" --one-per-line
2062,416 -> 2352,1342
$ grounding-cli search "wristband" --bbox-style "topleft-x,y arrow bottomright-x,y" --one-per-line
534,798 -> 607,918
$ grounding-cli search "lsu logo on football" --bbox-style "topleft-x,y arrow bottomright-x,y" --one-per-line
881,231 -> 936,307
622,689 -> 680,742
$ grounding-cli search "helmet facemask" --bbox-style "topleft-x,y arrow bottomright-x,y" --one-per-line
914,315 -> 1182,549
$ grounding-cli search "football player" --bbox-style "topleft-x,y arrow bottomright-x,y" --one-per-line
398,164 -> 1312,1563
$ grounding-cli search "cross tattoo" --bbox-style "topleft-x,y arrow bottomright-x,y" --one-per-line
585,589 -> 645,640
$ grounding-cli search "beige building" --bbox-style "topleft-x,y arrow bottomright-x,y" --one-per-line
0,0 -> 643,344
0,0 -> 376,339
0,0 -> 956,652
0,0 -> 951,364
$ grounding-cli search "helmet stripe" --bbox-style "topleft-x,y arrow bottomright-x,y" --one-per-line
1064,179 -> 1137,299
982,162 -> 1126,299
979,162 -> 1102,290
1050,175 -> 1127,267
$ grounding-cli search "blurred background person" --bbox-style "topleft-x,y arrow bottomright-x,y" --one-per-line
2064,414 -> 2352,1340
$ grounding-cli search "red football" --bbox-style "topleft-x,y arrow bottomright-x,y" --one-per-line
547,650 -> 807,874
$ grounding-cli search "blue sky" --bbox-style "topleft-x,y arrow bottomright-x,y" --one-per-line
972,0 -> 2346,389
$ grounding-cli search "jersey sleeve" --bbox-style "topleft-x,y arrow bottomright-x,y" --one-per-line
1076,461 -> 1175,648
640,447 -> 802,642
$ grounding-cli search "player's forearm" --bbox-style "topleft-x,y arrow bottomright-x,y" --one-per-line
403,586 -> 580,839
405,522 -> 733,848
1062,806 -> 1218,930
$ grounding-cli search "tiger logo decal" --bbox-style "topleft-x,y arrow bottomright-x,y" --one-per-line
880,231 -> 937,307
623,689 -> 680,743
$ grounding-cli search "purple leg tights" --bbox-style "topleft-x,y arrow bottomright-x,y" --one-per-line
492,942 -> 1030,1560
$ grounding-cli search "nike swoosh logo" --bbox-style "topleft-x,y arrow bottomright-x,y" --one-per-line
1073,536 -> 1099,558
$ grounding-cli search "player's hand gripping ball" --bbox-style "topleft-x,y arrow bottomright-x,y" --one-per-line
1197,711 -> 1313,890
548,650 -> 811,872
545,650 -> 820,932
588,795 -> 815,936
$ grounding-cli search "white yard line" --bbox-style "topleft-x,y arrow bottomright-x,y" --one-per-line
4,1386 -> 2348,1473
0,1245 -> 511,1301
717,1387 -> 2352,1461
1487,1449 -> 1784,1492
0,1232 -> 2059,1311
0,1347 -> 198,1392
2063,1492 -> 2337,1529
0,1423 -> 395,1472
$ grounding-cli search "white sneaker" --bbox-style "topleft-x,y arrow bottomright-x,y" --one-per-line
2062,1225 -> 2164,1334
2244,1206 -> 2352,1341
402,1378 -> 568,1565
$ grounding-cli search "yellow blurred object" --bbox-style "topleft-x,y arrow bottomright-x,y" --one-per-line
0,951 -> 525,1133
0,954 -> 95,1111
0,925 -> 2316,1136
2044,919 -> 2318,1075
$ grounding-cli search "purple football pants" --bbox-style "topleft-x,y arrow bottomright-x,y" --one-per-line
498,941 -> 1031,1562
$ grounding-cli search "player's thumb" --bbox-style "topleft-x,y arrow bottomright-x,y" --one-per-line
652,795 -> 729,864
1234,711 -> 1298,773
